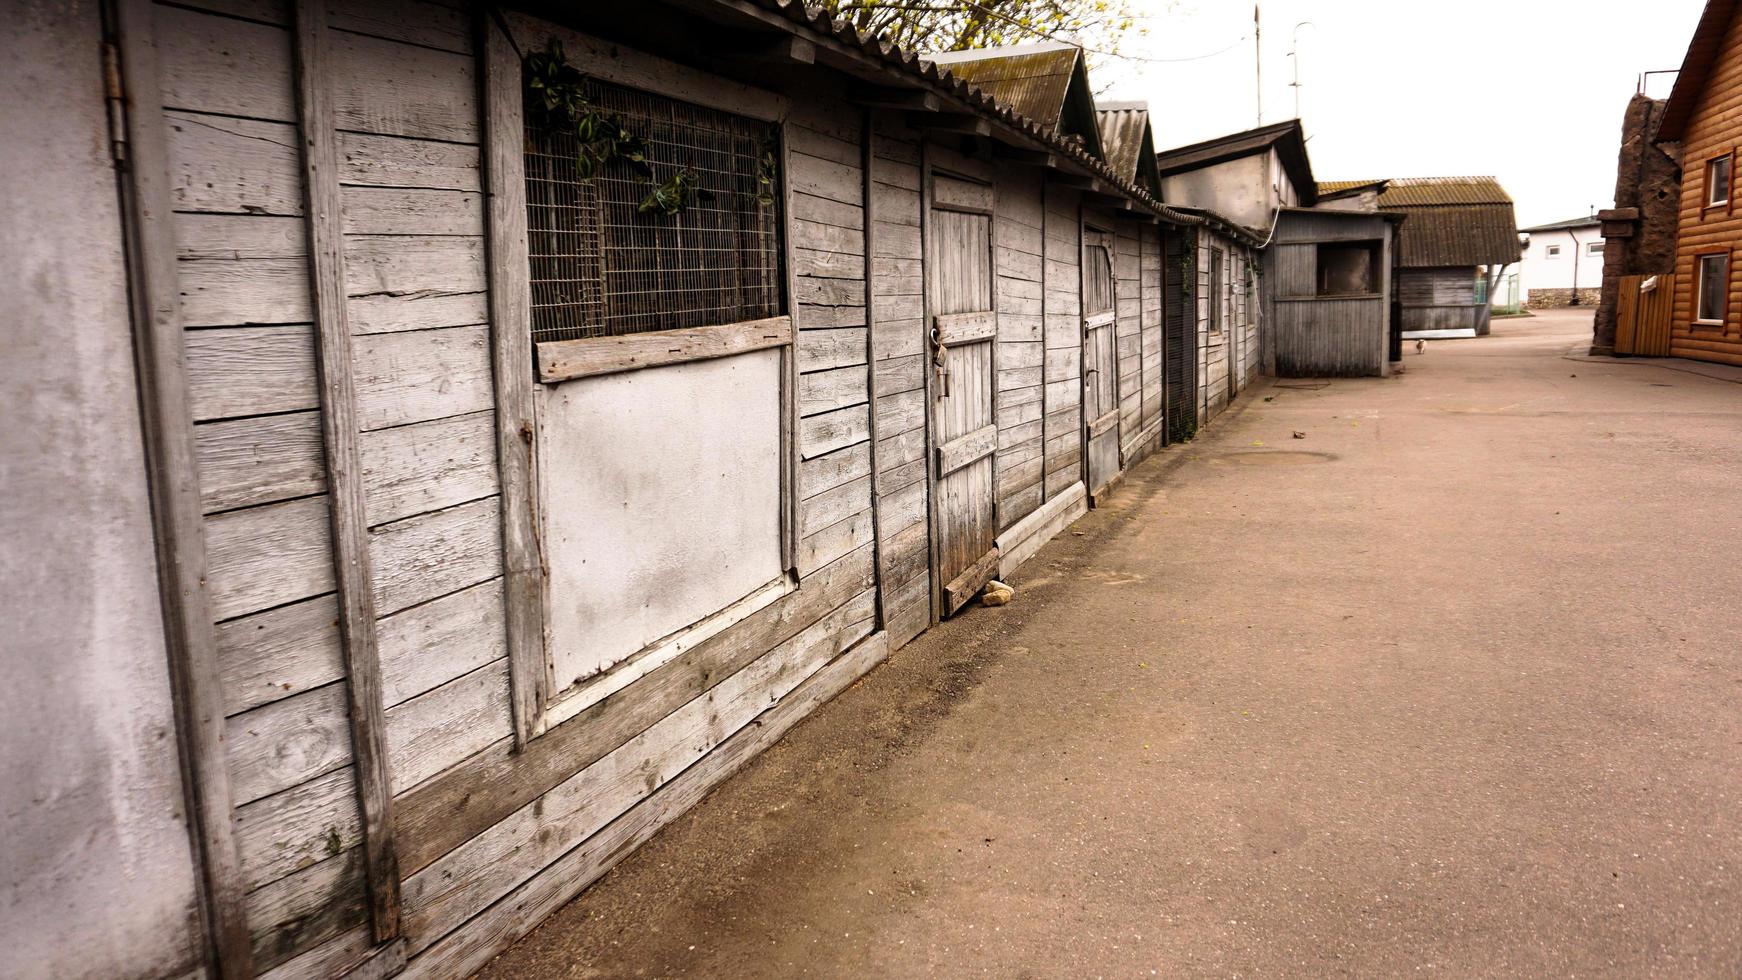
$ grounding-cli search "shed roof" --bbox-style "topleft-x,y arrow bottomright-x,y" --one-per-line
1658,0 -> 1740,141
1318,177 -> 1521,266
925,42 -> 1104,157
677,0 -> 1264,244
1095,101 -> 1160,195
1519,215 -> 1602,233
1153,120 -> 1318,205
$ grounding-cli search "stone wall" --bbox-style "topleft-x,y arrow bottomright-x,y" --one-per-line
1529,287 -> 1604,309
1593,95 -> 1683,353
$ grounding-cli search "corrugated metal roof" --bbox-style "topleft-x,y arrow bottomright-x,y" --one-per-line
1096,103 -> 1153,189
1659,0 -> 1739,141
1318,179 -> 1387,197
1318,177 -> 1520,265
927,45 -> 1079,127
1392,204 -> 1521,266
1378,176 -> 1513,207
923,43 -> 1103,157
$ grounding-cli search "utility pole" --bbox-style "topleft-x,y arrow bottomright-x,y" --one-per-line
1254,3 -> 1263,126
1289,22 -> 1314,121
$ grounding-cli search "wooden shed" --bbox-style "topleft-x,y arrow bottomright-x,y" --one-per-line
1319,176 -> 1521,338
1262,208 -> 1403,377
1,3 -> 1266,979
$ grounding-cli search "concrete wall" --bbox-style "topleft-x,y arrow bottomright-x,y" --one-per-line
1521,226 -> 1605,298
1161,154 -> 1269,231
0,4 -> 206,978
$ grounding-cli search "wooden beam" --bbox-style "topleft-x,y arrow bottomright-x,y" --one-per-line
112,2 -> 254,975
907,111 -> 991,137
717,33 -> 815,66
934,310 -> 997,344
481,9 -> 551,747
854,86 -> 940,112
936,423 -> 997,476
292,0 -> 401,943
534,316 -> 794,382
942,547 -> 999,615
995,146 -> 1058,169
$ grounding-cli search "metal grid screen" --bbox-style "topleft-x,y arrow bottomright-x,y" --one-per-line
524,77 -> 783,344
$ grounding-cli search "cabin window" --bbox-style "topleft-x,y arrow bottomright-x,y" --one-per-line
1546,245 -> 1562,257
1208,250 -> 1224,333
1085,244 -> 1114,315
522,75 -> 783,349
1587,241 -> 1605,256
1707,156 -> 1731,207
1697,253 -> 1728,324
1316,241 -> 1380,297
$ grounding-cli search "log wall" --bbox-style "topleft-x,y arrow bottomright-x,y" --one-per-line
1671,5 -> 1742,365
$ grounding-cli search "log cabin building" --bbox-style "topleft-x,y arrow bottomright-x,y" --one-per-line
3,2 -> 1280,978
1652,0 -> 1742,365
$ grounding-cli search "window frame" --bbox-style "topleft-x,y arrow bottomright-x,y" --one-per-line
484,13 -> 800,743
1706,153 -> 1733,212
1208,248 -> 1224,333
1314,239 -> 1382,298
1695,249 -> 1730,327
1586,241 -> 1605,256
1545,244 -> 1562,258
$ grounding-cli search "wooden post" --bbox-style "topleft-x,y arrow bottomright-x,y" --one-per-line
919,139 -> 942,626
292,0 -> 402,942
110,0 -> 254,974
480,8 -> 551,746
862,108 -> 885,629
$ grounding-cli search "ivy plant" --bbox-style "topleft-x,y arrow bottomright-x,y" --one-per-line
639,168 -> 714,215
524,40 -> 651,181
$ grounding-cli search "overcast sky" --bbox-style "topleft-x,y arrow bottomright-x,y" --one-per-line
1091,0 -> 1707,228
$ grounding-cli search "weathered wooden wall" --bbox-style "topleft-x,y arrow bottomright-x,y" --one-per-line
1043,184 -> 1084,498
67,2 -> 1286,973
868,114 -> 931,646
993,162 -> 1047,530
1113,218 -> 1145,461
1399,266 -> 1478,333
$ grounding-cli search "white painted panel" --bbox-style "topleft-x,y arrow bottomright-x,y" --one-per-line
539,349 -> 783,692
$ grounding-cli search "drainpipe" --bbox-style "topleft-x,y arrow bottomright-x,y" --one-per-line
1567,226 -> 1582,305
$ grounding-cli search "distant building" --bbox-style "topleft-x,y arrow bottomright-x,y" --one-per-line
1519,216 -> 1605,308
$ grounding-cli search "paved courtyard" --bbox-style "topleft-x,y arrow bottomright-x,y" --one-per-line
481,309 -> 1742,978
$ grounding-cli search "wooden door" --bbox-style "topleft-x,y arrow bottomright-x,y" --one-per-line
1615,272 -> 1674,356
929,204 -> 998,615
1083,231 -> 1120,494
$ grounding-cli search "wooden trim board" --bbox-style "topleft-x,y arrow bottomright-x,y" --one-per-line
935,423 -> 996,476
113,1 -> 255,973
1087,408 -> 1120,439
292,0 -> 401,941
933,309 -> 996,344
480,10 -> 550,746
995,481 -> 1086,579
535,315 -> 794,382
942,547 -> 999,615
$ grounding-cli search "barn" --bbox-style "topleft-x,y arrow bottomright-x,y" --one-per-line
3,2 -> 1276,978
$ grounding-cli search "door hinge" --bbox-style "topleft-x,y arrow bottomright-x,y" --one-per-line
102,39 -> 128,164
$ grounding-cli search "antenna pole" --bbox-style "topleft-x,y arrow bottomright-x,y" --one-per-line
1254,3 -> 1263,126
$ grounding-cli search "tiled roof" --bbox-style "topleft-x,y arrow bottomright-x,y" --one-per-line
924,42 -> 1104,157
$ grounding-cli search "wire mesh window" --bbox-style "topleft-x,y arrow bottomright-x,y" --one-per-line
523,77 -> 783,345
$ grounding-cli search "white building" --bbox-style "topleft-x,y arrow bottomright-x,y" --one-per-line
1519,216 -> 1605,306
